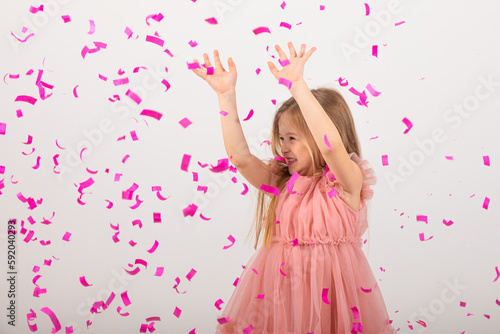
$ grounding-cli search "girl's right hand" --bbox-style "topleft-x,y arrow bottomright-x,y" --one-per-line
190,50 -> 237,96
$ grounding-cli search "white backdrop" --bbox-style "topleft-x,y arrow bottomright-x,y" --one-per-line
1,0 -> 499,333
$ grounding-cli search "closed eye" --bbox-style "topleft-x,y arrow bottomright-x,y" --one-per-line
279,137 -> 295,140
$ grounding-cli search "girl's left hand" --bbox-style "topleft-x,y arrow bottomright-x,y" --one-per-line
267,42 -> 316,87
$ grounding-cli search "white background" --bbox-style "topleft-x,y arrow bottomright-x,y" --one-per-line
1,0 -> 499,333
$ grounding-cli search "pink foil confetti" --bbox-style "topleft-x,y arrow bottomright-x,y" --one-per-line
253,26 -> 271,35
402,117 -> 413,134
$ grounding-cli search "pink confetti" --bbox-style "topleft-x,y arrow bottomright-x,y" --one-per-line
16,109 -> 23,117
219,110 -> 228,116
32,156 -> 41,169
483,197 -> 490,210
242,109 -> 254,121
278,59 -> 290,67
121,291 -> 131,306
206,67 -> 214,75
187,61 -> 201,70
113,77 -> 129,86
215,299 -> 224,310
419,232 -> 433,241
253,26 -> 271,35
61,15 -> 71,23
73,85 -> 79,98
146,13 -> 164,26
15,95 -> 37,104
366,83 -> 381,96
130,130 -> 138,141
279,262 -> 287,276
381,155 -> 389,166
360,286 -> 372,293
182,203 -> 198,217
402,117 -> 413,134
88,20 -> 95,34
153,212 -> 161,223
351,306 -> 360,319
278,77 -> 292,89
161,79 -> 171,91
320,5 -> 325,10
280,1 -> 286,9
188,40 -> 198,47
365,3 -> 370,15
256,68 -> 261,75
129,195 -> 143,209
372,45 -> 378,57
483,155 -> 490,166
146,35 -> 165,47
181,154 -> 191,171
124,26 -> 134,39
125,89 -> 142,104
395,21 -> 405,26
324,134 -> 334,150
79,276 -> 93,287
29,5 -> 44,13
338,77 -> 349,87
279,22 -> 291,30
140,109 -> 163,120
147,240 -> 159,253
416,215 -> 428,224
179,117 -> 192,128
62,232 -> 72,241
443,219 -> 453,226
493,267 -> 500,282
260,184 -> 279,197
205,17 -> 218,24
223,235 -> 236,249
154,267 -> 164,277
98,73 -> 107,81
322,288 -> 331,304
173,307 -> 181,318
0,123 -> 6,135
40,307 -> 62,333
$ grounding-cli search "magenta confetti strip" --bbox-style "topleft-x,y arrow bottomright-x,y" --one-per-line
124,26 -> 133,39
286,172 -> 299,195
182,203 -> 198,217
320,5 -> 325,10
205,17 -> 218,24
79,276 -> 93,287
61,15 -> 71,23
179,117 -> 192,128
321,288 -> 331,304
0,123 -> 6,135
395,20 -> 405,26
278,59 -> 290,67
72,85 -> 79,98
324,134 -> 334,150
188,40 -> 198,47
419,232 -> 433,241
338,77 -> 349,87
281,1 -> 286,9
130,130 -> 138,141
40,307 -> 62,333
223,235 -> 235,249
154,267 -> 164,277
186,268 -> 196,281
32,156 -> 41,169
206,66 -> 214,75
209,158 -> 229,172
187,61 -> 201,70
364,3 -> 370,15
381,155 -> 389,166
242,109 -> 254,121
146,35 -> 165,47
125,89 -> 141,104
416,215 -> 428,224
280,22 -> 292,30
130,194 -> 143,209
483,197 -> 490,210
443,219 -> 453,226
483,155 -> 490,166
215,299 -> 224,310
22,135 -> 33,144
402,117 -> 413,134
140,109 -> 163,120
121,291 -> 131,306
88,20 -> 96,34
62,231 -> 71,241
161,79 -> 171,91
253,26 -> 271,35
10,31 -> 34,43
147,240 -> 159,253
279,77 -> 292,89
98,74 -> 107,81
260,184 -> 279,197
15,95 -> 37,104
181,154 -> 191,171
372,45 -> 378,57
366,83 -> 381,96
146,12 -> 164,25
279,262 -> 287,276
29,5 -> 44,13
113,77 -> 129,86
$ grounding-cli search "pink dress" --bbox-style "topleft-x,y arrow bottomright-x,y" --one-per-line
215,153 -> 397,334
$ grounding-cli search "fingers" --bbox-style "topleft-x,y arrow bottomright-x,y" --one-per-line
267,61 -> 279,79
214,50 -> 225,72
297,44 -> 306,57
190,59 -> 207,79
287,42 -> 297,58
203,53 -> 212,68
275,44 -> 288,62
303,46 -> 317,62
227,57 -> 237,75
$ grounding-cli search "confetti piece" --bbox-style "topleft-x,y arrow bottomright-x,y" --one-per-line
324,134 -> 334,150
223,235 -> 235,249
279,262 -> 287,276
256,68 -> 261,75
206,67 -> 214,75
98,73 -> 107,81
278,59 -> 290,67
253,26 -> 271,35
215,299 -> 224,310
0,123 -> 6,135
205,17 -> 218,24
139,109 -> 163,121
483,197 -> 490,210
416,215 -> 428,224
15,95 -> 37,104
130,194 -> 143,209
219,110 -> 228,116
161,79 -> 171,91
62,232 -> 71,241
121,291 -> 131,306
338,77 -> 348,87
322,288 -> 331,304
29,5 -> 44,13
364,3 -> 370,15
372,45 -> 378,57
419,232 -> 433,241
181,154 -> 191,171
402,117 -> 413,134
73,85 -> 79,98
280,1 -> 286,9
32,156 -> 41,169
260,184 -> 279,197
174,307 -> 182,318
278,77 -> 292,89
483,155 -> 490,166
88,20 -> 95,34
10,31 -> 34,43
366,83 -> 381,96
147,240 -> 159,253
125,89 -> 141,104
381,155 -> 389,166
179,117 -> 192,128
395,21 -> 405,26
113,77 -> 129,86
124,26 -> 133,39
279,22 -> 292,30
320,5 -> 325,10
40,307 -> 62,333
154,267 -> 164,277
79,276 -> 93,287
182,203 -> 198,217
187,61 -> 201,70
360,286 -> 372,293
61,15 -> 71,23
242,109 -> 254,121
188,40 -> 198,47
146,35 -> 165,47
146,13 -> 164,26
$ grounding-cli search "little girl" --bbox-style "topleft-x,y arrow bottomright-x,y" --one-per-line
191,42 -> 397,334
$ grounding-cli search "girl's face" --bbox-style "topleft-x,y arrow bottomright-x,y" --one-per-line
278,114 -> 313,176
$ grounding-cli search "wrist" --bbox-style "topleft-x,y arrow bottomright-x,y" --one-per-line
289,78 -> 308,95
217,88 -> 236,99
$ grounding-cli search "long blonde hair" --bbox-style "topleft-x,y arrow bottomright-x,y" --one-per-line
245,87 -> 368,251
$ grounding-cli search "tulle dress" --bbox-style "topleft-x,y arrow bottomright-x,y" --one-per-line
215,153 -> 397,334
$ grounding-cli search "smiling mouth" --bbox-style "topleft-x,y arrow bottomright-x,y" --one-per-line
287,159 -> 297,165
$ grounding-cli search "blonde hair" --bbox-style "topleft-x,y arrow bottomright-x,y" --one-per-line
245,87 -> 371,253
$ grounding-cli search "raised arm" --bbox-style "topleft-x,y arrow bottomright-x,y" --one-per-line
190,50 -> 251,167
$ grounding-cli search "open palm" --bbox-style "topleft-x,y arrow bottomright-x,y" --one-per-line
191,50 -> 237,95
267,42 -> 316,86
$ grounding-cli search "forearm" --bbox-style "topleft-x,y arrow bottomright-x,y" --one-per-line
289,80 -> 343,153
217,89 -> 251,166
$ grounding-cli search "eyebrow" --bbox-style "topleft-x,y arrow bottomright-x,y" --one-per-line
279,132 -> 296,135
